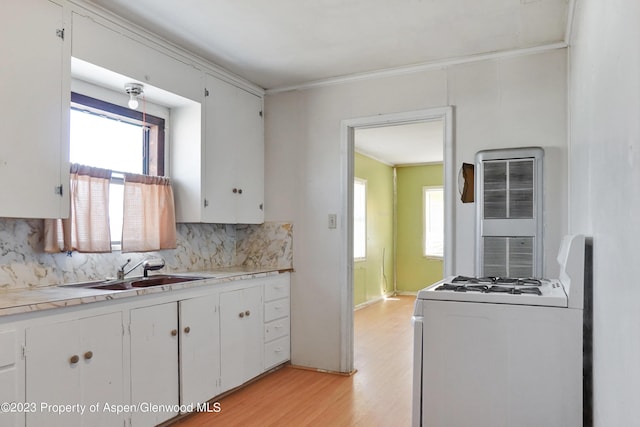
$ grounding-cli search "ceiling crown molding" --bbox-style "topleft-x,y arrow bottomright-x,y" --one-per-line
266,42 -> 568,95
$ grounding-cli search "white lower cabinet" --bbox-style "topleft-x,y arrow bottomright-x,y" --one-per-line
25,312 -> 124,427
0,329 -> 19,427
129,293 -> 220,426
130,303 -> 179,427
179,294 -> 220,406
220,283 -> 263,392
263,275 -> 291,369
9,272 -> 289,427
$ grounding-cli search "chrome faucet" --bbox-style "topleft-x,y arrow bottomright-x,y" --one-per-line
117,258 -> 165,280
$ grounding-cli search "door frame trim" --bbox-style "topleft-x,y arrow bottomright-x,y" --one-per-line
339,106 -> 455,373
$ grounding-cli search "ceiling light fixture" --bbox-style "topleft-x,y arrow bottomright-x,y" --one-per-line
125,82 -> 144,110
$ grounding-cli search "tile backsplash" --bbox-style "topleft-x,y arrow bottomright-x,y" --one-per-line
0,219 -> 292,290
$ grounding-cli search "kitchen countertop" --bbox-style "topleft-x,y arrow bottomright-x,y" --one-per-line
0,266 -> 291,318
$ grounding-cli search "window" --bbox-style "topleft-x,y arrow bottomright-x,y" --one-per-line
70,92 -> 165,248
353,178 -> 367,259
423,186 -> 444,258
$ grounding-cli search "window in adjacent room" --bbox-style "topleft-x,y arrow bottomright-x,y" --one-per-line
354,178 -> 367,260
70,92 -> 165,249
423,186 -> 444,258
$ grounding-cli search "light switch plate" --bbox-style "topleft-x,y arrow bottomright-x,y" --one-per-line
328,214 -> 337,229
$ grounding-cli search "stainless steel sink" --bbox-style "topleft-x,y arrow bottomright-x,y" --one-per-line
60,274 -> 207,291
128,275 -> 205,288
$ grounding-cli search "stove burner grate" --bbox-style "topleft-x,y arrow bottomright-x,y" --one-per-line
485,285 -> 542,295
451,276 -> 542,286
435,284 -> 489,293
434,283 -> 542,296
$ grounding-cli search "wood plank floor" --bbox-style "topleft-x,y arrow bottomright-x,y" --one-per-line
172,295 -> 416,427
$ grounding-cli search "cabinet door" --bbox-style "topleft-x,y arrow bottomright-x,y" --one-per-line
130,303 -> 179,426
219,289 -> 244,390
27,319 -> 83,427
204,75 -> 239,223
179,294 -> 220,406
234,88 -> 264,224
220,285 -> 263,391
26,312 -> 124,427
242,285 -> 264,382
0,330 -> 19,427
0,0 -> 69,218
80,314 -> 125,427
204,74 -> 264,224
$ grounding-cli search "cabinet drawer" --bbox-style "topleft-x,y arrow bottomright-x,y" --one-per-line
264,317 -> 290,342
264,336 -> 290,369
264,298 -> 289,322
264,276 -> 290,302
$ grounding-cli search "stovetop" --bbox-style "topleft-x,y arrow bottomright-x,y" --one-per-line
451,276 -> 543,286
417,275 -> 568,307
435,283 -> 543,296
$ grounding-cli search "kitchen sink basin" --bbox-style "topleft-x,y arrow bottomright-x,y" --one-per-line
60,274 -> 207,291
128,275 -> 204,288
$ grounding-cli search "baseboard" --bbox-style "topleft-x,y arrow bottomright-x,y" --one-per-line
354,292 -> 397,311
289,363 -> 357,376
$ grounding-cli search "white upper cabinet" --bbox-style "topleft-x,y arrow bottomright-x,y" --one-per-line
0,0 -> 70,219
71,12 -> 202,102
202,74 -> 264,224
0,1 -> 265,223
173,74 -> 264,224
69,7 -> 265,225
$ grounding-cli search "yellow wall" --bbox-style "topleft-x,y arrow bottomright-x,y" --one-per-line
354,153 -> 394,305
396,164 -> 444,292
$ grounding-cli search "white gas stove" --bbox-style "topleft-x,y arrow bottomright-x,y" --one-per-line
411,235 -> 586,427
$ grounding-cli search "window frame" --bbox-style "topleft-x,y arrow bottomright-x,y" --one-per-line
70,92 -> 165,176
423,185 -> 444,259
70,92 -> 166,249
353,177 -> 367,261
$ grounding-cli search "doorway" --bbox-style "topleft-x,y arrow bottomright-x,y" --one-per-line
339,107 -> 454,373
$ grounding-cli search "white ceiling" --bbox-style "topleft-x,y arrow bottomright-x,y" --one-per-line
87,0 -> 570,90
355,121 -> 444,166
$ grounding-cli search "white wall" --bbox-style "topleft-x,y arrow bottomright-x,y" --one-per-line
569,0 -> 640,425
265,49 -> 568,372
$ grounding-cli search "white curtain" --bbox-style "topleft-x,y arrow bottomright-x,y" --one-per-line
44,163 -> 112,253
121,173 -> 177,253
